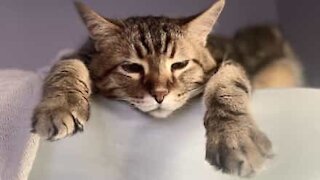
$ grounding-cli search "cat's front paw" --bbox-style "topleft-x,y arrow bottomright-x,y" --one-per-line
205,120 -> 273,177
31,97 -> 89,141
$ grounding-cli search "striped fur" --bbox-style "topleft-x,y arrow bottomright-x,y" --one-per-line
31,0 -> 304,177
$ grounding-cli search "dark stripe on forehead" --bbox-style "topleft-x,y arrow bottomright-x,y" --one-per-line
162,25 -> 177,58
170,41 -> 176,58
163,31 -> 171,55
139,30 -> 151,55
141,25 -> 155,55
162,24 -> 177,58
160,28 -> 168,53
133,43 -> 144,59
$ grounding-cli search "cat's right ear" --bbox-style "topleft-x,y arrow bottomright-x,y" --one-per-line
74,1 -> 120,41
182,0 -> 225,46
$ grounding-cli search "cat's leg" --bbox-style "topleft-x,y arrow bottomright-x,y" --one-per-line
32,59 -> 91,141
203,61 -> 273,177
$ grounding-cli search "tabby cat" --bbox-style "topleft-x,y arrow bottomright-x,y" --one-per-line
31,0 -> 303,177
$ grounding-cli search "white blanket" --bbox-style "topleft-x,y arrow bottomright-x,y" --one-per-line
30,89 -> 320,180
0,70 -> 41,180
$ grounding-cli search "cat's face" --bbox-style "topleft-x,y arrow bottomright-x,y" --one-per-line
75,0 -> 225,118
90,18 -> 212,118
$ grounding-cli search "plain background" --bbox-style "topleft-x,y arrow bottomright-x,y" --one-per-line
0,0 -> 318,86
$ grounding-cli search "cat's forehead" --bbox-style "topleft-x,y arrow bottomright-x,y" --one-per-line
121,16 -> 186,58
123,16 -> 183,33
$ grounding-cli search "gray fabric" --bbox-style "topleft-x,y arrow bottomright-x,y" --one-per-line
0,70 -> 41,180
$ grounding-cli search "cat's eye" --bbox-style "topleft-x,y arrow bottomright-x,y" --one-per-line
121,63 -> 144,74
171,60 -> 189,71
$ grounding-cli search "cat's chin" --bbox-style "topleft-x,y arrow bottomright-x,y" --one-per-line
148,109 -> 174,119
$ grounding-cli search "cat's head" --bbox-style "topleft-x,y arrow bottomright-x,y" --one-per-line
75,0 -> 225,118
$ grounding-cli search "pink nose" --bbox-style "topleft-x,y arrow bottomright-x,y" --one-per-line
151,89 -> 169,104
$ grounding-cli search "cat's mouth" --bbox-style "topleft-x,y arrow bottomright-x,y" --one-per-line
128,96 -> 178,118
146,106 -> 162,113
148,107 -> 173,118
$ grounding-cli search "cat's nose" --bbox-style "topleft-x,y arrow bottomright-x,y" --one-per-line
151,89 -> 169,104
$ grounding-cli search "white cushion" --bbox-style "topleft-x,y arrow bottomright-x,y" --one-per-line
30,89 -> 320,180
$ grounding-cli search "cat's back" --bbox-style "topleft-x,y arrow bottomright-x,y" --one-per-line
206,25 -> 304,88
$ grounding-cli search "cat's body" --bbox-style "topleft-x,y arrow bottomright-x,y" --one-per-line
207,26 -> 303,89
32,0 -> 303,177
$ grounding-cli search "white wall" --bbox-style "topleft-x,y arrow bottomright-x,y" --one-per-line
0,0 -> 278,70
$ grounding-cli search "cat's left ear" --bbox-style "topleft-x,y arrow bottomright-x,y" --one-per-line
183,0 -> 225,46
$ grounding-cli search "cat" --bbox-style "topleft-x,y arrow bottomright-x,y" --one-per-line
31,0 -> 303,177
